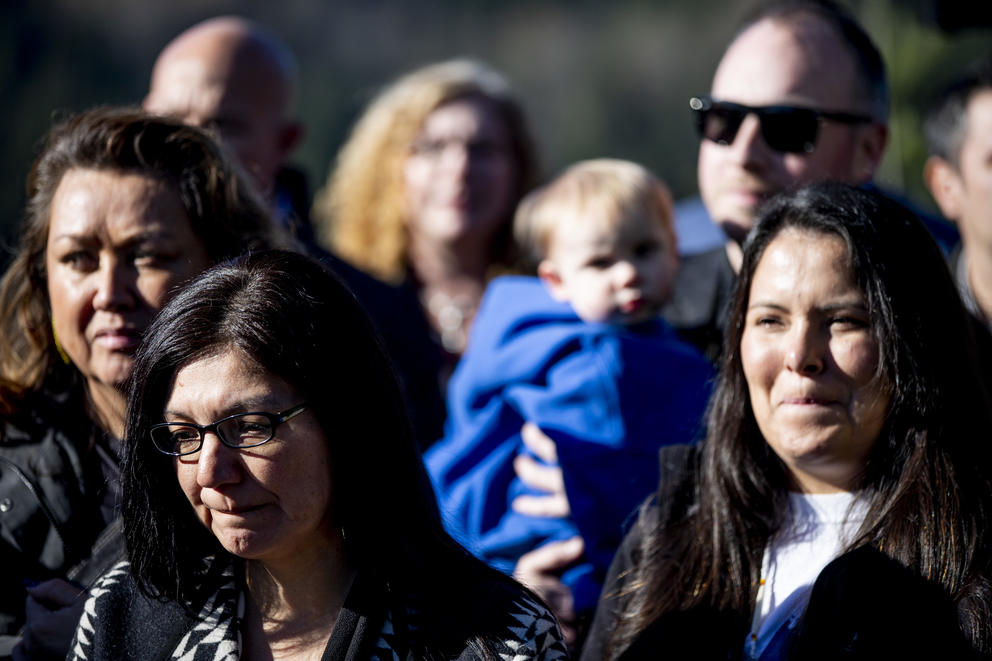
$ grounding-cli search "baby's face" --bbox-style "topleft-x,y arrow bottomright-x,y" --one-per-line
540,212 -> 677,325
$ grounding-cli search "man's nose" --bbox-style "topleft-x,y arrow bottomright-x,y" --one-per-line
730,114 -> 775,167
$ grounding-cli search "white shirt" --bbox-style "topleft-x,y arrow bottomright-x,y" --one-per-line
746,491 -> 868,660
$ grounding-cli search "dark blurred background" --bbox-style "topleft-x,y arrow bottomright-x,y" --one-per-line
2,0 -> 990,259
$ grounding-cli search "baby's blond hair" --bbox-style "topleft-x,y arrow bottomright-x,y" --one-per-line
513,159 -> 675,268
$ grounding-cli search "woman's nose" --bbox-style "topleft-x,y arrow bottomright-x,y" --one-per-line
91,260 -> 136,311
195,434 -> 241,488
784,322 -> 826,375
439,142 -> 471,178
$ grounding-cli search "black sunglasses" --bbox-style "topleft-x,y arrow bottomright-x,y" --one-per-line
690,96 -> 874,154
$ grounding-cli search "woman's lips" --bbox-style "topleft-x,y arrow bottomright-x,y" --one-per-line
782,396 -> 835,406
210,503 -> 267,517
92,328 -> 142,351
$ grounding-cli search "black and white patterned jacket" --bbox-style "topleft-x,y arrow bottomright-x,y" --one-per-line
70,561 -> 570,661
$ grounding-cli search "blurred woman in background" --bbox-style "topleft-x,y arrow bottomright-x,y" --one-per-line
313,58 -> 539,378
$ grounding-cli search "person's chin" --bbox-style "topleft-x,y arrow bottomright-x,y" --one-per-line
717,215 -> 756,243
90,366 -> 135,393
213,522 -> 274,560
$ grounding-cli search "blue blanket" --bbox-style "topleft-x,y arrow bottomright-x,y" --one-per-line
426,276 -> 713,613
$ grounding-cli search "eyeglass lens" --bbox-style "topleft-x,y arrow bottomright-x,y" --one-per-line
696,103 -> 819,154
152,413 -> 275,455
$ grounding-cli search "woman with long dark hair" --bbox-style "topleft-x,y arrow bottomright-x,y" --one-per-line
71,251 -> 567,660
582,183 -> 992,660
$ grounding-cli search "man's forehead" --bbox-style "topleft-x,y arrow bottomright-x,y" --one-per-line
147,55 -> 279,126
146,57 -> 226,116
711,18 -> 859,110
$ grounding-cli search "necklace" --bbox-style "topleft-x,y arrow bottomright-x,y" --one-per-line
423,289 -> 477,354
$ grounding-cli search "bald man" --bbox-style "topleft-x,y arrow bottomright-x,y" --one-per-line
144,16 -> 302,199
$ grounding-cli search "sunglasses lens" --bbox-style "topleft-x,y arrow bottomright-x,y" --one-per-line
697,106 -> 746,146
759,108 -> 819,153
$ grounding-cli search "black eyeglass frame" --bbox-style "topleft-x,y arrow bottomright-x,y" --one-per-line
689,95 -> 875,154
150,403 -> 309,456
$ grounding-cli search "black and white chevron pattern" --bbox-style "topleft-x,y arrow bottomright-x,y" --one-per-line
71,565 -> 568,660
70,561 -> 130,660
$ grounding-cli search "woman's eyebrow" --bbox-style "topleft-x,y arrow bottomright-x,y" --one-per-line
162,395 -> 285,420
747,299 -> 867,312
818,300 -> 869,312
746,301 -> 788,311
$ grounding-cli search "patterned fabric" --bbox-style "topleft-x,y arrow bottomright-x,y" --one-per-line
494,595 -> 569,661
170,564 -> 239,661
71,562 -> 129,660
71,561 -> 569,661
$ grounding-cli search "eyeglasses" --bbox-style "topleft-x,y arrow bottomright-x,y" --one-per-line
689,96 -> 874,154
150,403 -> 308,456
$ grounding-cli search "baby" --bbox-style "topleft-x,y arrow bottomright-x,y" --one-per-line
426,159 -> 713,615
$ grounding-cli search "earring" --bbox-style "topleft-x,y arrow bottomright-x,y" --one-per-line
51,319 -> 71,365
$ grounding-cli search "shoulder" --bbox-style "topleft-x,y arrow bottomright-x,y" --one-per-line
70,561 -> 194,661
409,575 -> 569,661
475,276 -> 575,330
0,385 -> 93,452
69,561 -> 135,660
453,276 -> 581,379
792,546 -> 975,659
464,583 -> 570,660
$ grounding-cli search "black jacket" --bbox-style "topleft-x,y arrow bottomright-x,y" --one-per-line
0,386 -> 123,652
582,446 -> 980,660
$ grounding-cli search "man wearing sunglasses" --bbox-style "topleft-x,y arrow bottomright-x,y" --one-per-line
664,1 -> 889,361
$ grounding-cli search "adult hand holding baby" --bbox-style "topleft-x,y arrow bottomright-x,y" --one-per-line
512,423 -> 583,645
512,422 -> 571,517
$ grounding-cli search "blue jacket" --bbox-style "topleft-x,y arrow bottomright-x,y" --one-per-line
426,276 -> 713,612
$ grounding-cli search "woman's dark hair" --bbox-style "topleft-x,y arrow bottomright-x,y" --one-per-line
610,183 -> 992,656
122,251 -> 526,655
0,106 -> 288,409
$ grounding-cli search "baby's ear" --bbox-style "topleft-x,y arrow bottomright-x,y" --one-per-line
537,260 -> 569,301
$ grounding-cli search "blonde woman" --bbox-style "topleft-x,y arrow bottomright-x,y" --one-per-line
314,59 -> 539,370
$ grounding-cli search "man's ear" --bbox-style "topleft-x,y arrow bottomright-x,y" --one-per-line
537,260 -> 569,302
851,122 -> 888,184
923,155 -> 964,222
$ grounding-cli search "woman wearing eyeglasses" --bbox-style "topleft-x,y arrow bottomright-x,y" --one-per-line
312,59 -> 539,383
581,184 -> 992,660
70,251 -> 567,661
